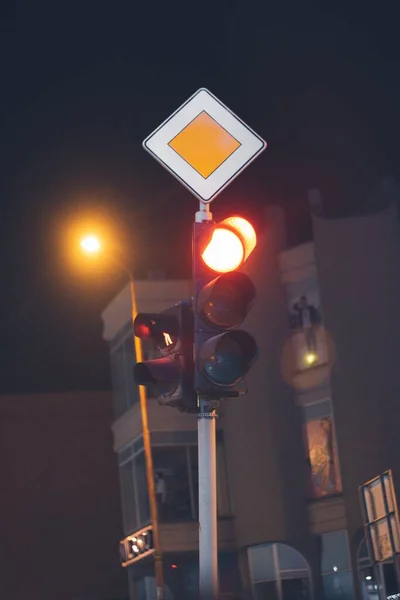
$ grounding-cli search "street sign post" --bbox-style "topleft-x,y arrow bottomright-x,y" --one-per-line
143,88 -> 266,204
143,88 -> 266,600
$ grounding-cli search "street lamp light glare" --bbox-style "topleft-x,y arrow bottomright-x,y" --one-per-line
80,235 -> 101,254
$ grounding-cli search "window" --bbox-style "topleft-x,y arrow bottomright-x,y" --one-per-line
118,433 -> 231,532
119,460 -> 138,534
152,441 -> 231,523
358,537 -> 397,599
132,575 -> 174,600
302,399 -> 342,499
153,446 -> 193,521
110,328 -> 140,419
358,538 -> 379,600
321,531 -> 355,600
110,345 -> 127,419
248,543 -> 312,600
118,441 -> 150,535
135,451 -> 150,526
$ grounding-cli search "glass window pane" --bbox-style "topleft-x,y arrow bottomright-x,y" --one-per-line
181,563 -> 199,596
123,335 -> 140,408
323,571 -> 356,600
322,532 -> 351,574
383,563 -> 398,596
358,537 -> 369,561
139,577 -> 174,600
303,412 -> 342,498
359,566 -> 379,600
110,346 -> 127,419
248,544 -> 275,583
282,577 -> 311,600
253,580 -> 279,600
219,553 -> 242,595
119,461 -> 137,533
135,577 -> 147,600
153,447 -> 192,521
134,451 -> 150,527
278,544 -> 309,571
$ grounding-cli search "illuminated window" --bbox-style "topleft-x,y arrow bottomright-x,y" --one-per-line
302,399 -> 342,499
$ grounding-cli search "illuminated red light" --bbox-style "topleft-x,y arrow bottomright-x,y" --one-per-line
201,216 -> 257,274
171,564 -> 178,569
136,323 -> 151,338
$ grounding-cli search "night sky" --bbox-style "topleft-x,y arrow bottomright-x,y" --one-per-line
0,2 -> 399,393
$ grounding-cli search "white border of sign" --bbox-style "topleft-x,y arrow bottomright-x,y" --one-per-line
143,88 -> 267,203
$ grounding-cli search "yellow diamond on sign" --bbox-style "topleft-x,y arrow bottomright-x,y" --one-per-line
168,111 -> 241,179
143,88 -> 267,203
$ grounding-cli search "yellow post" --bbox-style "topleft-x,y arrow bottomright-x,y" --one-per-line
78,234 -> 164,597
129,278 -> 164,600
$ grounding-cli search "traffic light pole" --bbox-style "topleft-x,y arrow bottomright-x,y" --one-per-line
198,397 -> 219,600
195,202 -> 219,600
128,277 -> 165,600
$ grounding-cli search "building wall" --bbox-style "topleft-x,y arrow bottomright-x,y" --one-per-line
220,208 -> 311,547
312,203 -> 400,575
112,400 -> 198,454
0,391 -> 127,600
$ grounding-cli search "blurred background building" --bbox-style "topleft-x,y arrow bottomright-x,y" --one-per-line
102,188 -> 400,600
0,390 -> 127,600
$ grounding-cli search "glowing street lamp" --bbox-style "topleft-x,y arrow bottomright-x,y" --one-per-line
80,235 -> 101,254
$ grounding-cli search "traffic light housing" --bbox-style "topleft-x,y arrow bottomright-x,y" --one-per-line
133,301 -> 197,412
193,216 -> 258,398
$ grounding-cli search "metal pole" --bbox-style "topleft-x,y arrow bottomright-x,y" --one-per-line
198,398 -> 219,600
129,276 -> 165,600
195,200 -> 219,600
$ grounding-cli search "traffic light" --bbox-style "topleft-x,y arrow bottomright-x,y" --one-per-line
120,525 -> 154,566
193,216 -> 258,398
133,301 -> 197,412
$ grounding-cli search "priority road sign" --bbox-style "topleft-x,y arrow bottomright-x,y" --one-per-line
143,88 -> 266,203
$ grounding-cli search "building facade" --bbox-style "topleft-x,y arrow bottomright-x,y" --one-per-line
0,390 -> 127,600
102,199 -> 400,600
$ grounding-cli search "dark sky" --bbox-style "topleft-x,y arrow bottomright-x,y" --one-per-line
0,1 -> 399,393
